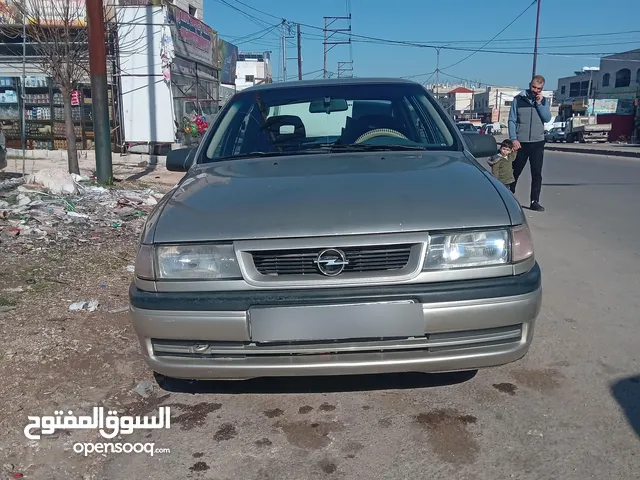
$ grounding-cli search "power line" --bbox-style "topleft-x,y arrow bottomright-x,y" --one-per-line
442,0 -> 537,70
228,0 -> 283,21
223,0 -> 634,58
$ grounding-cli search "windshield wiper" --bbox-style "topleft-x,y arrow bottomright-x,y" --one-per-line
207,150 -> 326,162
212,152 -> 280,161
326,144 -> 428,152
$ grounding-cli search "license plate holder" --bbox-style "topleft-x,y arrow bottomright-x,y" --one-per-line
249,301 -> 424,342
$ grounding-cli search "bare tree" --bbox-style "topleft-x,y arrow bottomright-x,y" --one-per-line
10,0 -> 90,174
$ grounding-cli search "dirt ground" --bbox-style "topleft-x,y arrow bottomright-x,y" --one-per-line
0,172 -> 180,479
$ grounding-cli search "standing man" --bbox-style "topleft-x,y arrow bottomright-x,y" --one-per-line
508,75 -> 552,211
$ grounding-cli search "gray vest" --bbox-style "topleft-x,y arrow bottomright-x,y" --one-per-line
515,94 -> 546,143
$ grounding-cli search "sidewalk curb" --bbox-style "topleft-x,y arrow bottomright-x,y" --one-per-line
545,145 -> 640,159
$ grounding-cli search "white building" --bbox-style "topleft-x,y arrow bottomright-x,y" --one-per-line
170,0 -> 203,19
235,52 -> 272,92
474,86 -> 555,123
439,87 -> 475,116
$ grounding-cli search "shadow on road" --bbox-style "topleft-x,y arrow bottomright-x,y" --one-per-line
125,155 -> 160,182
0,171 -> 22,182
611,375 -> 640,439
154,370 -> 478,395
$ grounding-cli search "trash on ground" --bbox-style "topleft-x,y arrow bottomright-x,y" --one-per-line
133,380 -> 154,398
109,306 -> 130,314
0,167 -> 168,253
26,168 -> 78,195
69,300 -> 100,312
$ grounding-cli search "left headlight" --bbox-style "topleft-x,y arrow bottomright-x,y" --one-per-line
423,229 -> 510,270
155,244 -> 242,280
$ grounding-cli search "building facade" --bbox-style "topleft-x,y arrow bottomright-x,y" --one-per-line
0,0 -> 237,151
171,0 -> 203,19
235,52 -> 272,92
554,49 -> 640,141
554,68 -> 598,109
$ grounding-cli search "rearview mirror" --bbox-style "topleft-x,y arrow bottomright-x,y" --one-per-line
462,132 -> 498,158
309,97 -> 349,113
166,147 -> 196,172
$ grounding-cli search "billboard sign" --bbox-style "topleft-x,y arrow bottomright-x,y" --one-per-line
218,39 -> 238,85
1,0 -> 86,25
167,5 -> 214,67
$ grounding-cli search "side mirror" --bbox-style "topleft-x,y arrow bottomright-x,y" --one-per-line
166,148 -> 196,172
462,132 -> 498,158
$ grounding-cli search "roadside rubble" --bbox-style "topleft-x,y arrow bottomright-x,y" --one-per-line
0,168 -> 176,478
0,168 -> 168,253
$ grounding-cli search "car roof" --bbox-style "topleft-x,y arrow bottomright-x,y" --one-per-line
238,77 -> 422,93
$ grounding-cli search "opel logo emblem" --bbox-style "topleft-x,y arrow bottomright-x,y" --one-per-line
313,248 -> 349,276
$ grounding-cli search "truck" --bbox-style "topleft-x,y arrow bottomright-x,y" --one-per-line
564,115 -> 612,143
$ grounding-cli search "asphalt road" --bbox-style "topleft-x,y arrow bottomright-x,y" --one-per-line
102,151 -> 640,479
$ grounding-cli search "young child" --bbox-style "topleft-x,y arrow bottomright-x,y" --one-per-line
487,139 -> 517,193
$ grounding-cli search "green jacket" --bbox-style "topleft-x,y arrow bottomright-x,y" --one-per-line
487,151 -> 516,185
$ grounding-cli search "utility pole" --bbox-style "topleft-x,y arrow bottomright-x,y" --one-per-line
281,20 -> 287,81
297,24 -> 302,80
337,61 -> 353,78
87,0 -> 112,183
435,47 -> 441,100
20,10 -> 26,178
323,15 -> 351,78
532,0 -> 541,78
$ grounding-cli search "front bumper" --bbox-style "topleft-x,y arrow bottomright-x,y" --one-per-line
129,263 -> 542,380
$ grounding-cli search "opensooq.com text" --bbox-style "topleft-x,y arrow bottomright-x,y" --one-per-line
73,442 -> 170,457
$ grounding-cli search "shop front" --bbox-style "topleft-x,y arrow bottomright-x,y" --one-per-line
166,4 -> 220,145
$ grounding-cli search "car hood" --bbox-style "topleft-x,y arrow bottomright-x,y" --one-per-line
151,151 -> 511,243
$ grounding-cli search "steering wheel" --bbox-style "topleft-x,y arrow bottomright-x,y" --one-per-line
354,128 -> 408,144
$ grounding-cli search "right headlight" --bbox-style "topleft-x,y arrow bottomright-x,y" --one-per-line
155,244 -> 242,280
423,225 -> 533,270
134,243 -> 242,280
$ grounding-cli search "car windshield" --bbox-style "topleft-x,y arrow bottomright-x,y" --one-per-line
457,123 -> 476,132
201,82 -> 457,163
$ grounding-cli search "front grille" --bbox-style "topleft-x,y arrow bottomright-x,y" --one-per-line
251,244 -> 413,276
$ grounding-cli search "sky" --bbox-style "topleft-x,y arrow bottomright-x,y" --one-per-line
204,0 -> 640,91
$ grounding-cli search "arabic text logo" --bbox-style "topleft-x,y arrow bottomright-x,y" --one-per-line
24,406 -> 170,440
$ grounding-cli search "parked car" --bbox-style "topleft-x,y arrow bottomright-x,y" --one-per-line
545,127 -> 566,142
129,77 -> 542,381
455,121 -> 478,133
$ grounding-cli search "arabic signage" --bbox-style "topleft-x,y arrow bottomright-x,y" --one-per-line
167,5 -> 214,67
0,0 -> 86,25
587,98 -> 636,116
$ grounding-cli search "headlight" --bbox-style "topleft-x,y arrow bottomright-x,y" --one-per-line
423,229 -> 510,270
155,244 -> 241,280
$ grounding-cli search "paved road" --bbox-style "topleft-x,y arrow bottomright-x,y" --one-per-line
102,151 -> 640,479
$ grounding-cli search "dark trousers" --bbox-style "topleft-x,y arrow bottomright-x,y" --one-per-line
512,140 -> 545,203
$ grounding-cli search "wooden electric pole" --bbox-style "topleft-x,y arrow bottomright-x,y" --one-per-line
87,0 -> 112,183
297,24 -> 302,80
532,0 -> 541,78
